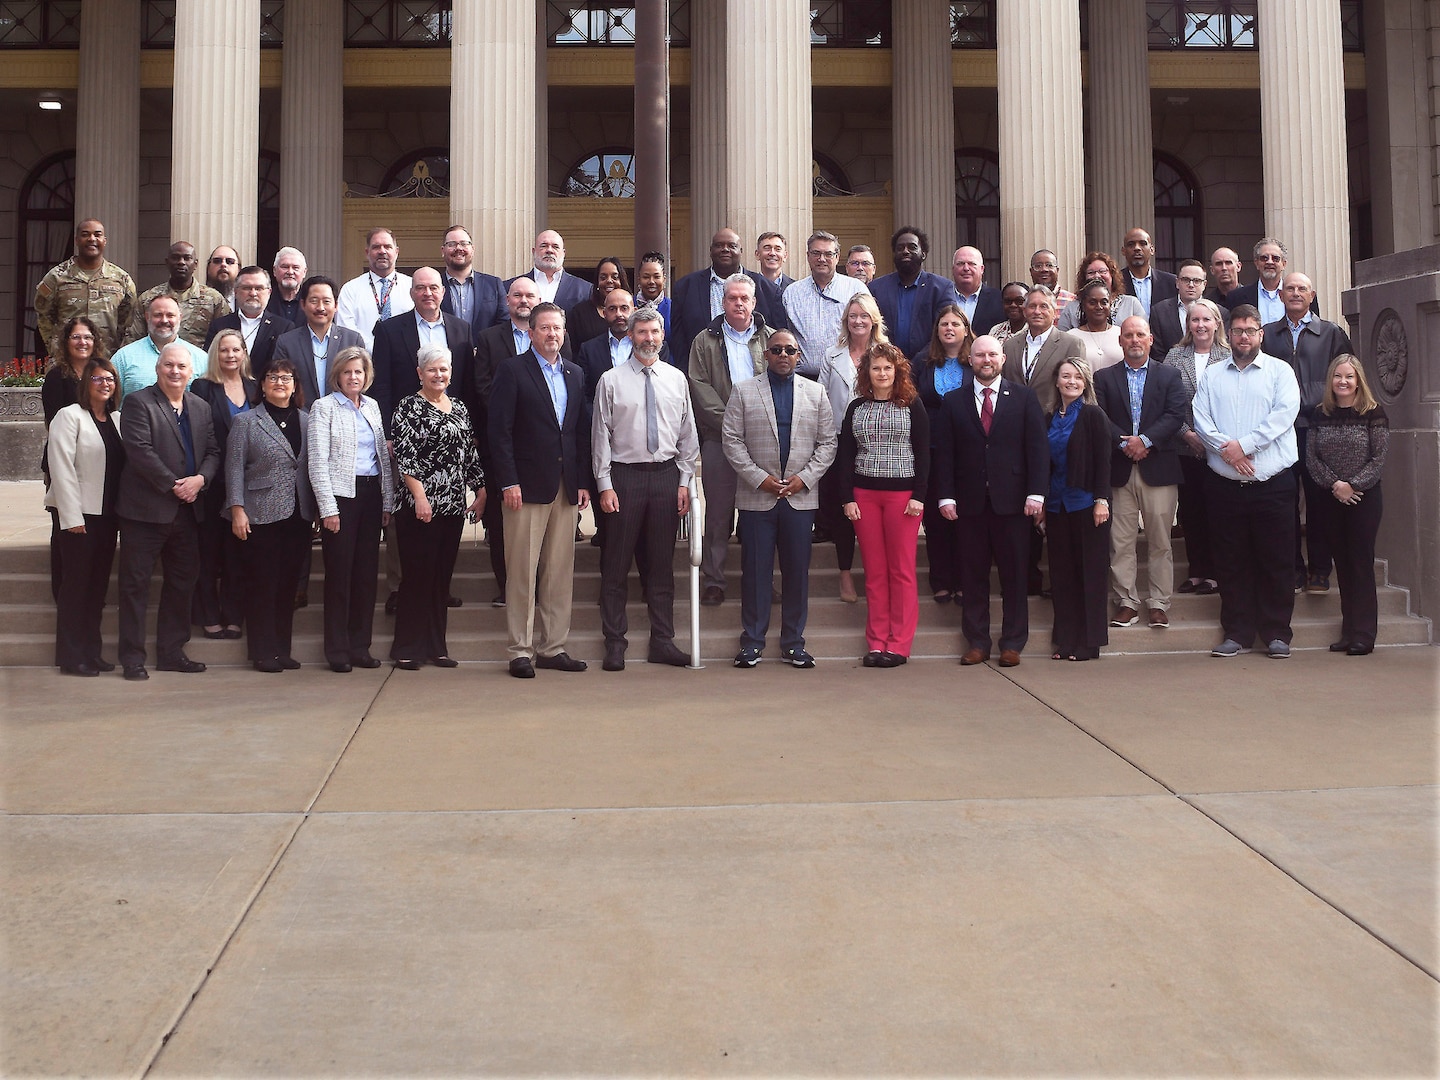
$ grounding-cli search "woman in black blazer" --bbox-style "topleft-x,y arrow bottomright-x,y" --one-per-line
1044,358 -> 1112,661
189,328 -> 257,640
565,256 -> 629,347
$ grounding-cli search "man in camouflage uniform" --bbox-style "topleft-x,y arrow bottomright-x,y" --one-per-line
125,241 -> 230,348
33,218 -> 136,359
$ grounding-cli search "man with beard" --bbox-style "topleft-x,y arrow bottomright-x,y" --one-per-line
127,241 -> 230,347
267,247 -> 307,326
439,224 -> 505,337
869,227 -> 960,360
112,294 -> 206,397
204,265 -> 292,379
205,245 -> 240,307
504,229 -> 590,312
671,227 -> 787,363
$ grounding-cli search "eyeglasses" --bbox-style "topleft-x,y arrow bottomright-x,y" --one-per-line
443,240 -> 473,248
264,373 -> 295,383
1178,276 -> 1207,286
89,375 -> 115,384
767,345 -> 800,356
806,250 -> 839,260
1230,326 -> 1262,337
210,256 -> 238,265
68,333 -> 94,342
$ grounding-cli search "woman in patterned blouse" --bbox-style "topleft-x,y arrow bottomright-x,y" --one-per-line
389,342 -> 485,670
1306,354 -> 1388,655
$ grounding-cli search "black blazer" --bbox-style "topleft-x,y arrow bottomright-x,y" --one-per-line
1123,268 -> 1179,313
189,376 -> 258,509
575,334 -> 677,409
1094,360 -> 1187,488
271,323 -> 367,412
502,270 -> 592,314
370,310 -> 477,438
1261,316 -> 1354,422
440,271 -> 506,337
933,376 -> 1049,516
1224,282 -> 1320,317
116,384 -> 221,524
869,271 -> 962,359
487,349 -> 592,505
1149,296 -> 1187,361
670,267 -> 787,367
965,284 -> 1007,341
1046,399 -> 1114,503
203,312 -> 293,381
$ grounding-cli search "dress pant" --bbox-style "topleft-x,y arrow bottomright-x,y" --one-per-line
737,499 -> 814,653
54,513 -> 118,668
482,474 -> 507,594
193,507 -> 245,628
1318,481 -> 1383,648
391,507 -> 464,661
851,487 -> 921,655
49,510 -> 63,601
600,460 -> 681,649
1110,472 -> 1179,612
956,506 -> 1031,654
1206,470 -> 1297,646
699,437 -> 738,590
240,511 -> 310,663
1176,453 -> 1215,581
817,462 -> 856,572
1294,426 -> 1333,579
118,512 -> 201,668
319,474 -> 383,665
503,493 -> 578,660
1047,506 -> 1110,659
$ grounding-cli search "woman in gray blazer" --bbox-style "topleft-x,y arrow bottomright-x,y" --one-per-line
227,357 -> 316,672
44,357 -> 124,676
308,346 -> 395,672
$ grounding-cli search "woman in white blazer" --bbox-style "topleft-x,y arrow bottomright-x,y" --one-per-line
44,357 -> 124,676
307,346 -> 395,673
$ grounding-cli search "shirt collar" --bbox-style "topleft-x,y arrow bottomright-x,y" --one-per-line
1287,311 -> 1313,332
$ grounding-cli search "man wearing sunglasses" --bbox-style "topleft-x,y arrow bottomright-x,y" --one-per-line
721,330 -> 837,668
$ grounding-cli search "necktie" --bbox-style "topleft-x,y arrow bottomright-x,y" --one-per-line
981,386 -> 994,436
377,276 -> 393,320
643,366 -> 659,454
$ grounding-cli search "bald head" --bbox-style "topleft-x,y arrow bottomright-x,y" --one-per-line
411,266 -> 444,320
709,229 -> 743,276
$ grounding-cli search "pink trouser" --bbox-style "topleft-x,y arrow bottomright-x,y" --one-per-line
852,487 -> 923,655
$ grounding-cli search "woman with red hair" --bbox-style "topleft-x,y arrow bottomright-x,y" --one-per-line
839,343 -> 931,667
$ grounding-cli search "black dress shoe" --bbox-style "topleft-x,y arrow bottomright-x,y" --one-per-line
293,592 -> 308,610
431,655 -> 459,668
879,652 -> 908,667
91,657 -> 115,673
385,590 -> 399,615
534,651 -> 587,672
351,654 -> 382,669
202,628 -> 226,639
222,627 -> 243,639
1347,643 -> 1374,655
330,661 -> 353,673
254,658 -> 284,673
862,651 -> 883,667
508,657 -> 536,679
61,662 -> 99,677
701,585 -> 724,606
393,658 -> 422,671
158,655 -> 206,673
123,664 -> 149,681
602,644 -> 625,672
647,641 -> 690,667
279,656 -> 301,670
1329,640 -> 1352,653
447,595 -> 463,608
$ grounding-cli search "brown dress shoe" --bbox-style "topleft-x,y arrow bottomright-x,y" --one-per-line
960,647 -> 990,666
1110,605 -> 1139,627
1148,608 -> 1169,628
998,649 -> 1021,667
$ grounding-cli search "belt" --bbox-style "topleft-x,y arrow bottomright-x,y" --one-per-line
355,473 -> 381,484
613,459 -> 677,472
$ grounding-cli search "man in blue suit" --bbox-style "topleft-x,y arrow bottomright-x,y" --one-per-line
439,225 -> 506,336
869,226 -> 960,360
951,244 -> 1005,339
670,227 -> 787,366
503,230 -> 591,314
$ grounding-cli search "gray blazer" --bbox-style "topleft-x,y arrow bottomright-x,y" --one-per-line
271,323 -> 368,410
117,384 -> 220,524
225,406 -> 316,524
1163,342 -> 1232,436
308,392 -> 396,519
721,372 -> 837,512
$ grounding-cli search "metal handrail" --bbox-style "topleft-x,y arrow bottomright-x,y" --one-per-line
686,475 -> 703,668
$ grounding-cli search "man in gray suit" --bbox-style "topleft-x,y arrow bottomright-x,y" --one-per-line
116,343 -> 220,680
721,329 -> 837,668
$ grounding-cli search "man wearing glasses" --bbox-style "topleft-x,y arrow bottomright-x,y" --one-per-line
1028,249 -> 1075,309
1152,259 -> 1208,359
721,330 -> 837,668
205,246 -> 241,307
438,225 -> 506,338
782,230 -> 870,378
1223,238 -> 1319,324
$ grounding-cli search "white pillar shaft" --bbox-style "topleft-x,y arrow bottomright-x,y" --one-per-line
76,0 -> 141,272
996,0 -> 1085,285
1087,0 -> 1153,251
451,0 -> 538,275
1259,0 -> 1352,316
535,0 -> 549,232
892,0 -> 957,272
172,0 -> 261,264
280,0 -> 343,280
689,0 -> 727,270
725,0 -> 811,264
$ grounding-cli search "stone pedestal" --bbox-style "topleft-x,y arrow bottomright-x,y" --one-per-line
76,0 -> 141,272
0,388 -> 45,481
1086,0 -> 1153,251
892,0 -> 957,271
995,0 -> 1085,284
280,0 -> 344,279
171,0 -> 261,265
1341,246 -> 1440,623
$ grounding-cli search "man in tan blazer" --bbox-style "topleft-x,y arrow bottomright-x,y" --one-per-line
721,329 -> 837,668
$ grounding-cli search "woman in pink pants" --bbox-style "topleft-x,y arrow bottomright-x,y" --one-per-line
839,343 -> 931,667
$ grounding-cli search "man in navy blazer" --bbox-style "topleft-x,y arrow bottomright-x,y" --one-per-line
371,267 -> 477,437
488,302 -> 593,678
869,227 -> 961,360
575,290 -> 677,409
1095,317 -> 1188,628
934,334 -> 1049,667
669,227 -> 787,365
203,265 -> 292,380
439,224 -> 506,336
950,244 -> 1005,339
502,229 -> 591,314
1222,237 -> 1319,321
1120,228 -> 1179,321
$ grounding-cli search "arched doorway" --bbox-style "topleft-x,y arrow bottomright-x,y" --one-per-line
14,151 -> 76,358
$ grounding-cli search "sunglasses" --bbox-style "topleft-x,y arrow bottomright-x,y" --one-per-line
767,345 -> 800,356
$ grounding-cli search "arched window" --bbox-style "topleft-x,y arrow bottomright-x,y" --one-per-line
562,148 -> 636,197
378,149 -> 450,198
14,151 -> 75,358
955,148 -> 1000,275
1152,150 -> 1201,275
256,151 -> 281,272
812,153 -> 853,197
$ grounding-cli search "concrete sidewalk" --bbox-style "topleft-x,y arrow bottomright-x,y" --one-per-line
3,644 -> 1436,1076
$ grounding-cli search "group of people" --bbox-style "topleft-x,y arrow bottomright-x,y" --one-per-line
35,214 -> 1388,677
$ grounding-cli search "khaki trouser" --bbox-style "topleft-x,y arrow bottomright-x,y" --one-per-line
1109,472 -> 1179,612
503,493 -> 578,660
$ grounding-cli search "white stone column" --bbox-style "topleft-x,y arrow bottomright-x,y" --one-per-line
725,0 -> 811,264
280,0 -> 343,280
172,0 -> 261,264
689,0 -> 727,270
996,0 -> 1085,284
451,0 -> 537,276
1259,0 -> 1352,316
892,0 -> 957,272
1086,0 -> 1153,251
535,0 -> 549,233
76,0 -> 141,272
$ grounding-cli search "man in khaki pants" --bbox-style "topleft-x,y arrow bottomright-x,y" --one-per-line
487,303 -> 592,678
